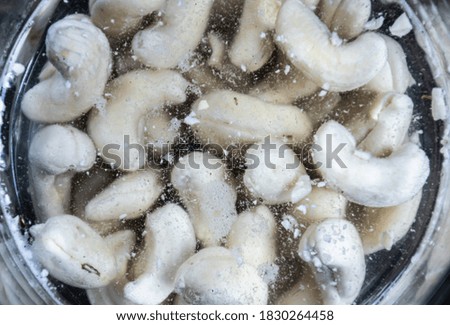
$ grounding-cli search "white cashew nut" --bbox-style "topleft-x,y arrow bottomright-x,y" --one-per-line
171,152 -> 238,247
229,0 -> 281,72
29,125 -> 97,221
132,0 -> 214,69
87,70 -> 189,171
243,139 -> 312,204
352,193 -> 422,255
292,186 -> 347,224
85,170 -> 162,222
358,93 -> 414,157
190,90 -> 313,147
298,219 -> 366,305
366,35 -> 414,94
276,0 -> 387,92
313,121 -> 429,207
174,247 -> 269,304
89,0 -> 166,38
124,204 -> 196,305
227,206 -> 277,270
22,14 -> 111,123
319,0 -> 371,40
30,215 -> 128,289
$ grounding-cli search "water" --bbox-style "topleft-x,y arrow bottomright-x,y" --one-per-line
0,0 -> 445,304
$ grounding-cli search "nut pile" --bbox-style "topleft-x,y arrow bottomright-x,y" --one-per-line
24,0 -> 430,305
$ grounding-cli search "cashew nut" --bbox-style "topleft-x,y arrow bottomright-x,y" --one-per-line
87,70 -> 189,171
132,0 -> 214,69
190,90 -> 313,147
227,206 -> 277,270
22,14 -> 111,123
351,193 -> 422,255
358,93 -> 413,157
171,152 -> 238,247
87,229 -> 136,305
124,204 -> 196,305
298,219 -> 366,304
243,139 -> 312,204
366,35 -> 414,94
30,215 -> 128,289
292,186 -> 347,224
89,0 -> 166,38
174,247 -> 269,304
313,121 -> 429,207
29,125 -> 97,221
318,0 -> 371,40
229,0 -> 281,72
276,0 -> 387,92
85,170 -> 162,222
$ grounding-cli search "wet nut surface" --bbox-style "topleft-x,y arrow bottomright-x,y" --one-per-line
22,0 -> 432,305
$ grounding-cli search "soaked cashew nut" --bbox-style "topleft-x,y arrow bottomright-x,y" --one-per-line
174,247 -> 269,304
132,0 -> 214,69
227,206 -> 277,270
352,193 -> 422,255
124,204 -> 196,304
229,0 -> 281,72
319,0 -> 371,40
292,186 -> 347,224
298,219 -> 366,305
276,0 -> 387,92
30,215 -> 127,289
87,70 -> 189,171
358,93 -> 413,157
89,0 -> 166,38
366,35 -> 414,94
244,139 -> 312,204
29,125 -> 97,221
313,121 -> 430,207
85,170 -> 162,222
190,90 -> 313,147
171,152 -> 238,247
22,15 -> 111,123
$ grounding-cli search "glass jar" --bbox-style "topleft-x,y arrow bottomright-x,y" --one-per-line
0,0 -> 449,305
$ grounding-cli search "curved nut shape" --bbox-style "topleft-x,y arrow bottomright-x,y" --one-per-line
22,15 -> 111,123
85,170 -> 162,222
229,0 -> 281,72
87,229 -> 136,305
132,0 -> 214,69
29,125 -> 97,220
313,121 -> 430,207
366,35 -> 414,94
353,193 -> 422,255
227,206 -> 277,270
293,186 -> 347,224
244,139 -> 312,204
276,0 -> 387,92
124,204 -> 196,305
174,247 -> 269,304
30,215 -> 122,289
191,90 -> 313,147
171,152 -> 238,247
298,219 -> 366,305
319,0 -> 371,40
87,70 -> 189,171
89,0 -> 166,38
358,93 -> 413,157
